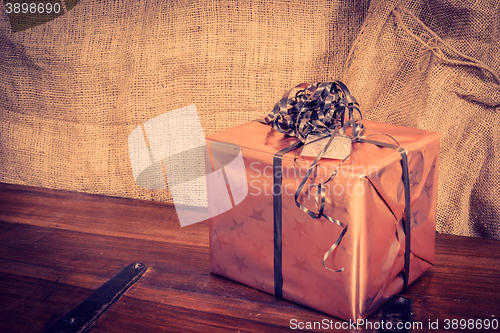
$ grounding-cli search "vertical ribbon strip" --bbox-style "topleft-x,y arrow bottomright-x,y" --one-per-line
356,137 -> 412,290
273,141 -> 303,298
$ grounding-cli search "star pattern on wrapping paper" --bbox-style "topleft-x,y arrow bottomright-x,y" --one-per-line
408,152 -> 424,188
291,219 -> 310,240
233,255 -> 249,273
269,234 -> 287,248
314,282 -> 329,301
422,161 -> 437,198
423,181 -> 433,199
291,256 -> 309,276
269,200 -> 287,210
411,209 -> 421,227
216,264 -> 228,275
249,207 -> 266,222
250,242 -> 267,262
213,230 -> 229,250
230,183 -> 247,201
409,169 -> 421,189
230,219 -> 247,238
313,244 -> 330,260
212,195 -> 229,213
254,277 -> 265,290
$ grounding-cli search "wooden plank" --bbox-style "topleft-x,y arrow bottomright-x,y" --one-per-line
0,182 -> 202,244
0,273 -> 92,333
0,182 -> 499,332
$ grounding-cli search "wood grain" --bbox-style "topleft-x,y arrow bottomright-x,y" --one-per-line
0,182 -> 499,332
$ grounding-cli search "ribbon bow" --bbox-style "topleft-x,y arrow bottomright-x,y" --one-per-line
265,81 -> 365,143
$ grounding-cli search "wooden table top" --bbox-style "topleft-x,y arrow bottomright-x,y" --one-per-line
0,182 -> 499,332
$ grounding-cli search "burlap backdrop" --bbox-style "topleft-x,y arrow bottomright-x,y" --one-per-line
1,0 -> 499,239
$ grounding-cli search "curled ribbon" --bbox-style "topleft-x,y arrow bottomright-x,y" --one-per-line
265,81 -> 365,142
265,81 -> 364,273
265,82 -> 412,288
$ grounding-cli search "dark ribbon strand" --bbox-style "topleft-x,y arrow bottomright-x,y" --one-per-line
355,136 -> 412,290
266,81 -> 362,274
273,141 -> 303,298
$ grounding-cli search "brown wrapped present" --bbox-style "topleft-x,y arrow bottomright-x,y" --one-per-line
206,82 -> 440,320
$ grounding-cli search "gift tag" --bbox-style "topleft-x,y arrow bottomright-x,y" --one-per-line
301,133 -> 352,160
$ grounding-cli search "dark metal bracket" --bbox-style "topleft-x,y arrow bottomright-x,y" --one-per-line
41,262 -> 148,333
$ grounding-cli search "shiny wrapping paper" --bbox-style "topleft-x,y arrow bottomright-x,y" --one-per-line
206,119 -> 440,321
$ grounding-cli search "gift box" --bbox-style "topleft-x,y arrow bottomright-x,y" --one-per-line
205,83 -> 440,321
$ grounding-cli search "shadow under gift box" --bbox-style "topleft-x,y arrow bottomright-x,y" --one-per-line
205,120 -> 440,321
